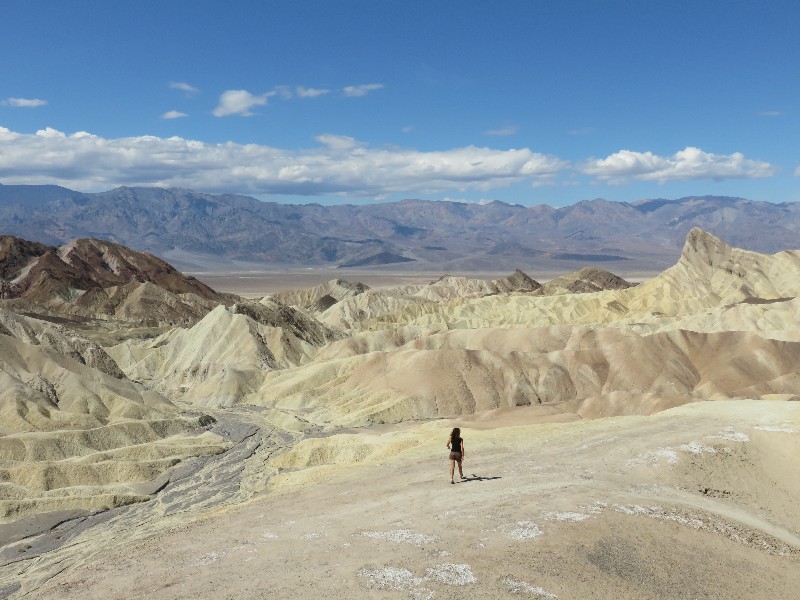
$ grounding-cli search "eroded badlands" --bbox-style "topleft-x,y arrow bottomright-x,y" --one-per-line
1,229 -> 799,598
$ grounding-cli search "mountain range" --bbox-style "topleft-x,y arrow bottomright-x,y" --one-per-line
1,184 -> 799,272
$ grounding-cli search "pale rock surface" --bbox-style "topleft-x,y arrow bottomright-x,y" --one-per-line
0,330 -> 228,521
108,301 -> 339,406
25,401 -> 800,600
267,278 -> 370,311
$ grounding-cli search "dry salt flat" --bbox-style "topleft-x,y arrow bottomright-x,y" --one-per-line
29,399 -> 800,600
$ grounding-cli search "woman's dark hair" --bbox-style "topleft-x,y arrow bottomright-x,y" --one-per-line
451,427 -> 461,438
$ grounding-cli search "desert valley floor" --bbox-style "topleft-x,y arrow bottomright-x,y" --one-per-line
1,228 -> 799,599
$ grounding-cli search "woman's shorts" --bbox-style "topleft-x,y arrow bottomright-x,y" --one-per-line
449,452 -> 462,461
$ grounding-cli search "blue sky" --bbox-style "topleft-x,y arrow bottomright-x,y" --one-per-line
1,0 -> 798,206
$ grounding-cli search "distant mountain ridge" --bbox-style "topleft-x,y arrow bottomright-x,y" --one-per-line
1,184 -> 798,271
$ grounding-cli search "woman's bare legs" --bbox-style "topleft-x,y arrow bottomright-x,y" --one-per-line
450,459 -> 456,482
458,459 -> 464,479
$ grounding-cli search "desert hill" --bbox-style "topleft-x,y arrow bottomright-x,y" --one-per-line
0,243 -> 239,525
311,270 -> 539,327
269,278 -> 370,311
108,300 -> 341,407
0,309 -> 229,522
0,236 -> 228,328
535,266 -> 632,295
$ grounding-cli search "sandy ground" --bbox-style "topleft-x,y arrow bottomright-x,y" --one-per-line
27,400 -> 800,599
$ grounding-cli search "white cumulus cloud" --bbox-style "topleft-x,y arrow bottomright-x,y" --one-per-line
169,81 -> 199,94
0,126 -> 567,197
342,83 -> 384,97
161,110 -> 188,119
212,89 -> 273,117
3,97 -> 48,108
582,147 -> 777,184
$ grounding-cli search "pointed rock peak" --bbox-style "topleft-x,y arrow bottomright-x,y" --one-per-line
497,269 -> 541,292
681,228 -> 734,267
0,236 -> 53,280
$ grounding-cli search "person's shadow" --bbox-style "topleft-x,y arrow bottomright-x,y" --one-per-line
460,474 -> 501,483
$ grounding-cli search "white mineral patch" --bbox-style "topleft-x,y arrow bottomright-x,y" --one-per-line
679,442 -> 717,454
580,501 -> 608,515
707,427 -> 750,442
753,425 -> 799,433
613,504 -> 704,529
541,511 -> 592,522
301,531 -> 323,540
188,551 -> 225,567
625,448 -> 680,467
425,563 -> 477,586
356,529 -> 439,545
502,576 -> 558,598
358,566 -> 422,590
503,521 -> 543,540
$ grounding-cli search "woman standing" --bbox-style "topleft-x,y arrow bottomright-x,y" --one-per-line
447,427 -> 465,484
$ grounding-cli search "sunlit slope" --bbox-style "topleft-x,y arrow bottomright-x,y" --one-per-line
109,301 -> 340,407
354,229 -> 800,331
316,272 -> 542,328
0,312 -> 228,521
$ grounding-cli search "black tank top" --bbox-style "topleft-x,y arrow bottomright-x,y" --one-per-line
450,435 -> 462,454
